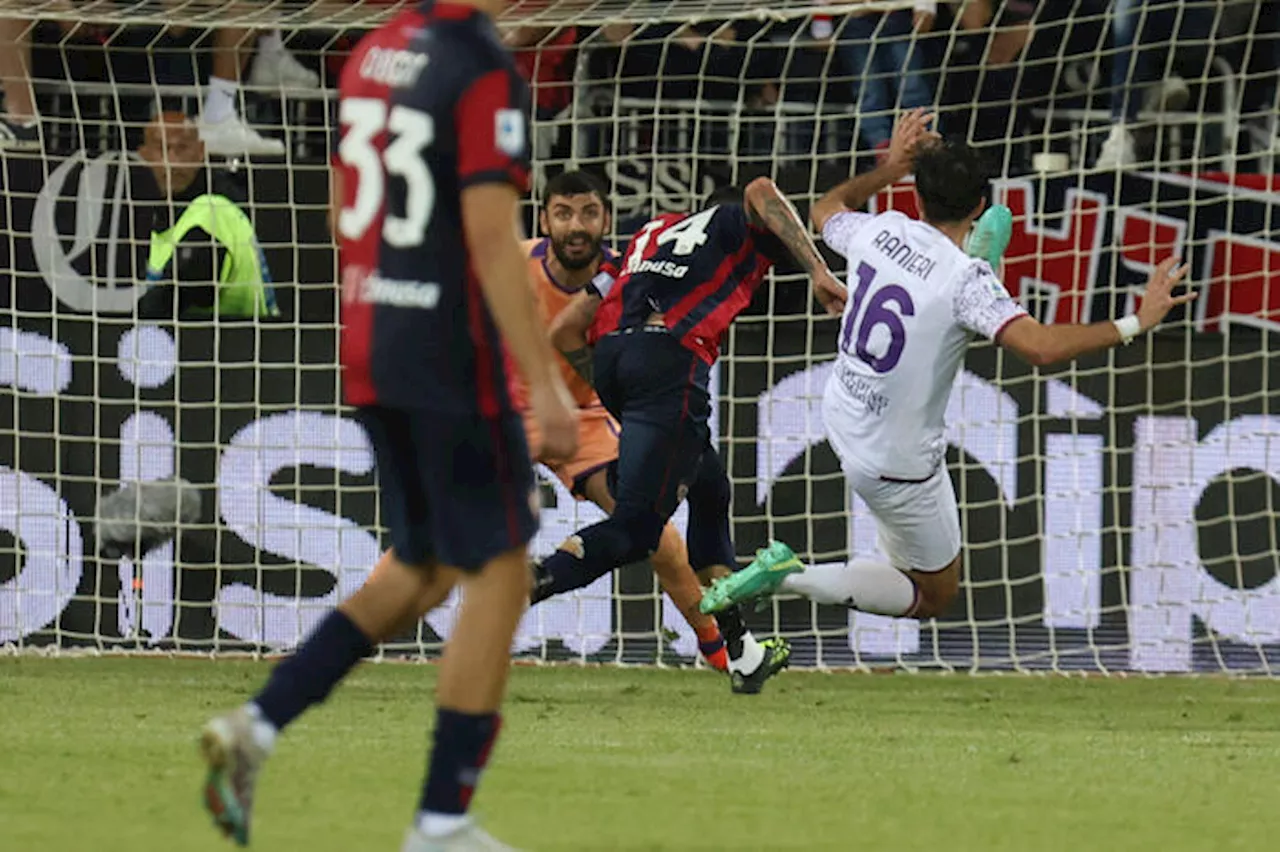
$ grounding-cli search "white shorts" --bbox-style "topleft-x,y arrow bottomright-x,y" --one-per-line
846,465 -> 961,573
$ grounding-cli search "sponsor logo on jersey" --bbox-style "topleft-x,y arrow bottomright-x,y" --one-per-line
835,360 -> 890,417
629,258 -> 690,279
359,273 -> 441,309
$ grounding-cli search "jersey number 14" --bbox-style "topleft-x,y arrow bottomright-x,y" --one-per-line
624,207 -> 718,274
337,97 -> 435,247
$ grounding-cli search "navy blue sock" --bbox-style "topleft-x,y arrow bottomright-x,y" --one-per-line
252,609 -> 373,731
716,604 -> 748,658
531,518 -> 651,603
420,710 -> 502,815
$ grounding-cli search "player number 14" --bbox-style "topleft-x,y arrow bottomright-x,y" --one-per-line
338,97 -> 435,247
625,207 -> 717,274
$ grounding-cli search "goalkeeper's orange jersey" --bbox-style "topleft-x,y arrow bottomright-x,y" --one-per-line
513,237 -> 616,412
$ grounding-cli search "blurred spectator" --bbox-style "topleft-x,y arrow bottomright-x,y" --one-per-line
0,16 -> 52,147
0,10 -> 317,155
507,25 -> 579,159
742,17 -> 854,156
594,21 -> 745,103
1240,1 -> 1280,152
135,112 -> 279,320
585,21 -> 745,156
835,3 -> 936,158
935,0 -> 1041,170
1094,0 -> 1188,168
199,24 -> 319,156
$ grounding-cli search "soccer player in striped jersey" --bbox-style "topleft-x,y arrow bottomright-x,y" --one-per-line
198,3 -> 574,850
515,170 -> 731,670
359,169 -> 732,670
536,177 -> 849,694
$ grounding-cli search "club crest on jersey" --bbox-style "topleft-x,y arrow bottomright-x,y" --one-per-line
495,109 -> 525,157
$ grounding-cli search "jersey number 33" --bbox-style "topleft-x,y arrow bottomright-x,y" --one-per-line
337,97 -> 436,248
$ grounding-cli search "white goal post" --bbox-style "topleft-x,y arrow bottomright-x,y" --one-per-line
2,0 -> 1280,674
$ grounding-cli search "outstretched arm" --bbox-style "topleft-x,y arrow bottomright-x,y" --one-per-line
743,176 -> 826,275
741,177 -> 847,316
999,258 -> 1194,366
810,108 -> 937,233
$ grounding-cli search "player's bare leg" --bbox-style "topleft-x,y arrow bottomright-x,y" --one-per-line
366,548 -> 459,634
402,547 -> 531,852
201,551 -> 448,846
703,544 -> 961,620
577,471 -> 729,671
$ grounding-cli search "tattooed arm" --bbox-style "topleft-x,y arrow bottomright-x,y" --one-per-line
743,176 -> 827,275
549,288 -> 604,386
742,177 -> 847,317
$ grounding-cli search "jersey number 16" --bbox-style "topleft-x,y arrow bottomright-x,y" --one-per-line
840,261 -> 916,374
338,97 -> 435,247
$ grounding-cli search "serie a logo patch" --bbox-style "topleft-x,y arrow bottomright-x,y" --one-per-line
495,108 -> 525,158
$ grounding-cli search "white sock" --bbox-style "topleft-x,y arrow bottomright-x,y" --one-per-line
416,812 -> 470,838
780,558 -> 919,616
258,29 -> 285,54
727,630 -> 764,675
204,76 -> 239,124
244,702 -> 278,753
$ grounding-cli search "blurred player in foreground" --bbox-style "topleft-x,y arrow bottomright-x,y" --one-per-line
702,109 -> 1194,625
199,2 -> 575,851
537,177 -> 849,694
362,168 -> 733,670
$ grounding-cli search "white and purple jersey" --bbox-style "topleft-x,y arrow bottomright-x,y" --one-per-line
820,209 -> 1026,481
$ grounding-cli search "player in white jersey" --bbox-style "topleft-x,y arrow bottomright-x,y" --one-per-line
701,108 -> 1193,623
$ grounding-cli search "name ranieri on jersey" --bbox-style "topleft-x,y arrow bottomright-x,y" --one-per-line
873,229 -> 937,281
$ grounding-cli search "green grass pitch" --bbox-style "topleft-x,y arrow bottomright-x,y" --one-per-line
4,657 -> 1280,851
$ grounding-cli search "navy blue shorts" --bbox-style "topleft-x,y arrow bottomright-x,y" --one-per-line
594,329 -> 734,570
355,406 -> 538,572
594,329 -> 710,519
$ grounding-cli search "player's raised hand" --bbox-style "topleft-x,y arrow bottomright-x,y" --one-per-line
531,378 -> 580,464
812,268 -> 848,317
1136,257 -> 1195,332
885,108 -> 940,178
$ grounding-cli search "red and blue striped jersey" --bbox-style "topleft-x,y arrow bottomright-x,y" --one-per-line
336,1 -> 531,415
588,203 -> 779,364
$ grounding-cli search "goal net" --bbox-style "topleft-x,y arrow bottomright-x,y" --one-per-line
3,0 -> 1279,674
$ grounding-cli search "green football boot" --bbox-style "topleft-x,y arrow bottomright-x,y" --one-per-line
965,203 -> 1014,269
699,540 -> 805,615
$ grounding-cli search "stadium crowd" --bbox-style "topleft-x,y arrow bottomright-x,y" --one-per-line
0,1 -> 1275,173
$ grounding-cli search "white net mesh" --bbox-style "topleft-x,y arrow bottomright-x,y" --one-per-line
3,0 -> 1280,673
